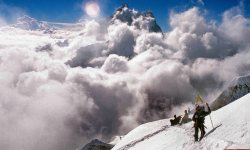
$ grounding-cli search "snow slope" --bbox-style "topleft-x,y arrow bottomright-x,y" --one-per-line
112,93 -> 250,150
211,74 -> 250,111
109,136 -> 124,146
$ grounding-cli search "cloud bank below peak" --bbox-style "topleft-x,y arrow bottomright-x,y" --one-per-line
1,2 -> 250,150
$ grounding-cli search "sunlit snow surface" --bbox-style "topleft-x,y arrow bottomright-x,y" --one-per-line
112,93 -> 250,150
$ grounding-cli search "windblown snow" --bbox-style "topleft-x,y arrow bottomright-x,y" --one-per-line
112,93 -> 250,150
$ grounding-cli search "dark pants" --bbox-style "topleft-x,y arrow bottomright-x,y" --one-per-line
194,124 -> 205,141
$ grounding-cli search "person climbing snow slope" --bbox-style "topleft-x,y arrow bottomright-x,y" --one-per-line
192,103 -> 211,141
170,115 -> 181,126
180,110 -> 192,125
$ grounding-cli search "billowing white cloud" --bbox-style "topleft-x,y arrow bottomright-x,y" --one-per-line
101,54 -> 128,73
134,32 -> 167,54
166,6 -> 249,60
220,4 -> 250,44
169,7 -> 207,35
11,15 -> 50,31
201,32 -> 217,50
105,23 -> 136,57
198,0 -> 204,5
1,2 -> 250,150
83,20 -> 101,35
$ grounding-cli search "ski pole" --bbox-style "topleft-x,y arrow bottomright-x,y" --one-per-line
201,127 -> 209,150
206,103 -> 214,129
209,114 -> 214,129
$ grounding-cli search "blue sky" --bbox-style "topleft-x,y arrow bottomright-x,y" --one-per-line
1,0 -> 249,32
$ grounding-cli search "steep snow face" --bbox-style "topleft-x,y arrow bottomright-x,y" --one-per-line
81,139 -> 113,150
211,74 -> 250,110
112,93 -> 250,150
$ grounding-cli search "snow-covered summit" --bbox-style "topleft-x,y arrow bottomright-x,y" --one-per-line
68,3 -> 163,68
210,74 -> 250,110
99,3 -> 162,33
112,93 -> 250,150
81,139 -> 113,150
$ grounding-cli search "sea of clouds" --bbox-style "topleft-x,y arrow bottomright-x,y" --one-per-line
0,2 -> 250,150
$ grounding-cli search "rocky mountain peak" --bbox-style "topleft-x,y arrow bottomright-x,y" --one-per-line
81,139 -> 113,150
99,3 -> 162,33
116,3 -> 129,12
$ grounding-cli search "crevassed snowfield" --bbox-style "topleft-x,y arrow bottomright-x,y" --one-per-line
113,93 -> 250,150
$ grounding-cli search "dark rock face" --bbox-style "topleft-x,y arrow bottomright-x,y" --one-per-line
211,74 -> 250,111
81,139 -> 113,150
99,3 -> 162,33
87,145 -> 112,150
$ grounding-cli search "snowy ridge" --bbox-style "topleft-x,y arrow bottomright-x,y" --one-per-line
117,125 -> 169,150
211,74 -> 250,110
112,93 -> 250,150
228,74 -> 250,87
112,119 -> 172,150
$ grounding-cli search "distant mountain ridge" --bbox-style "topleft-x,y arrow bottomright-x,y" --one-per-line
81,139 -> 113,150
210,74 -> 250,110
